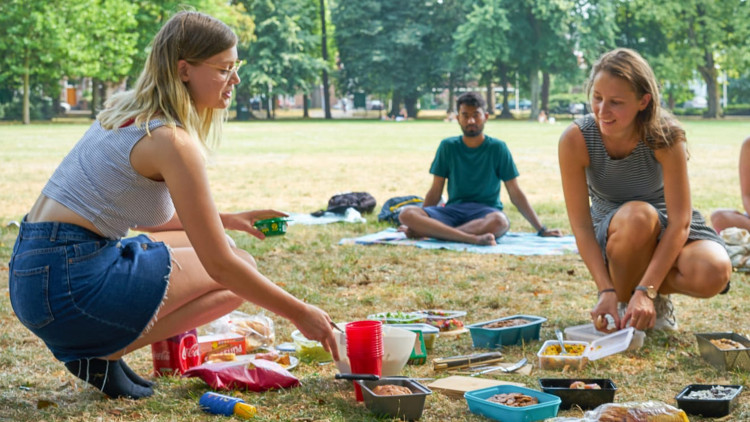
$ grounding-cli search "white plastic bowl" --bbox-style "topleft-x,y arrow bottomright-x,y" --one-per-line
334,323 -> 416,376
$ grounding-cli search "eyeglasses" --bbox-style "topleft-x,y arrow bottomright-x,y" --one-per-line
201,59 -> 244,81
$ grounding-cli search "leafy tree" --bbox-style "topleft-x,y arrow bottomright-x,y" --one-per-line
0,1 -> 71,123
237,0 -> 324,119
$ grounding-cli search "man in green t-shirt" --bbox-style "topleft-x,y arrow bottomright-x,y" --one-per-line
399,92 -> 561,245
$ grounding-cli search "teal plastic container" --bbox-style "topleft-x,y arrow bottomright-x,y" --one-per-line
465,385 -> 560,422
253,217 -> 289,236
468,315 -> 546,348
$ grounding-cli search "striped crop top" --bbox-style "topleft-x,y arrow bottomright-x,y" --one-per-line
42,119 -> 175,239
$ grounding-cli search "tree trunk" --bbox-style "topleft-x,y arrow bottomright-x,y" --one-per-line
447,72 -> 455,112
697,48 -> 720,118
541,72 -> 550,114
390,91 -> 401,118
529,68 -> 540,121
303,93 -> 310,118
498,67 -> 513,119
320,0 -> 332,119
22,62 -> 30,125
485,80 -> 495,115
91,78 -> 99,120
405,94 -> 418,119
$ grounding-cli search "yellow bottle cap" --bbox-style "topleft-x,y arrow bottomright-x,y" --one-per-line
233,402 -> 257,419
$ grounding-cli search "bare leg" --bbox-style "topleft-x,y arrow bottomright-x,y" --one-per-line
104,243 -> 250,359
606,202 -> 661,302
659,239 -> 731,297
710,209 -> 750,233
398,207 -> 497,245
456,211 -> 510,238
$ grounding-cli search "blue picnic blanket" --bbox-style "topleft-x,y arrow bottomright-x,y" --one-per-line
339,228 -> 577,255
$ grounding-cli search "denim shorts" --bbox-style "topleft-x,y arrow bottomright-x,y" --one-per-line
9,219 -> 170,363
424,202 -> 503,228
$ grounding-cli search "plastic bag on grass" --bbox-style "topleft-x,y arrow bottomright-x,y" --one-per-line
183,355 -> 299,391
206,311 -> 275,351
550,401 -> 688,421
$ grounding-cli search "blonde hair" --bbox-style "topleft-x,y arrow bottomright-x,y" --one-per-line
586,48 -> 685,150
98,11 -> 238,151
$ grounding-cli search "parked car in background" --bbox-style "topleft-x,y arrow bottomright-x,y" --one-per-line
369,100 -> 383,110
495,99 -> 532,111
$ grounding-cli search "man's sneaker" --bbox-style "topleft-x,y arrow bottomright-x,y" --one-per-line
653,294 -> 678,331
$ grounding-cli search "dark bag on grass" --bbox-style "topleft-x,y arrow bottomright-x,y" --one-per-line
378,195 -> 424,225
317,192 -> 377,215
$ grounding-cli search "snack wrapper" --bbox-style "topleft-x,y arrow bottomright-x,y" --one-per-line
206,311 -> 275,351
183,356 -> 299,392
549,400 -> 689,421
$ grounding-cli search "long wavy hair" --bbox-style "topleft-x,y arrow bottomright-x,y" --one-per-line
98,11 -> 238,152
586,48 -> 685,150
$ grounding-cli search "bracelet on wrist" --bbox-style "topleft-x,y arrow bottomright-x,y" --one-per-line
537,225 -> 548,236
598,288 -> 616,297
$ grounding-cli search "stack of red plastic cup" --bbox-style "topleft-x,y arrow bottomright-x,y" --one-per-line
345,320 -> 384,401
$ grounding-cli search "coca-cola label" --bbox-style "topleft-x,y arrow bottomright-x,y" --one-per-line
151,329 -> 199,376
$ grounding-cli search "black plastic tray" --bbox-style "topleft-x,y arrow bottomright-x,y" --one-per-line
357,378 -> 432,421
538,378 -> 616,410
675,384 -> 743,417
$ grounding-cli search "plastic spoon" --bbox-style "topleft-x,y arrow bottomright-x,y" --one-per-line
555,328 -> 568,355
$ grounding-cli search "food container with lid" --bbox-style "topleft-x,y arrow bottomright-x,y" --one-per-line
538,378 -> 616,409
357,378 -> 432,421
564,323 -> 645,350
537,328 -> 634,370
675,384 -> 743,417
395,323 -> 439,350
416,309 -> 466,332
367,311 -> 426,325
464,384 -> 561,422
694,332 -> 750,371
468,315 -> 546,348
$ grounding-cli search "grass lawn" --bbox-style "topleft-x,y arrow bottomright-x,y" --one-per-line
0,118 -> 748,421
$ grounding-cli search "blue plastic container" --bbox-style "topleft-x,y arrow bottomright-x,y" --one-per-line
468,315 -> 546,348
464,385 -> 561,422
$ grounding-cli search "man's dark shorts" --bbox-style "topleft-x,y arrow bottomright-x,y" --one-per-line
423,202 -> 502,228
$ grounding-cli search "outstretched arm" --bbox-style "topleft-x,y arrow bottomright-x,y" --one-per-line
135,209 -> 287,240
505,178 -> 562,237
559,123 -> 619,330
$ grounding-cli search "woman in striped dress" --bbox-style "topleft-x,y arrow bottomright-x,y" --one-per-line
558,48 -> 731,333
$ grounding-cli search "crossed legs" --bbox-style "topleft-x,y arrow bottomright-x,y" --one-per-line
398,207 -> 507,245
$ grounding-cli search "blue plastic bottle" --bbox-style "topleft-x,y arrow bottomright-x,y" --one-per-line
199,392 -> 257,419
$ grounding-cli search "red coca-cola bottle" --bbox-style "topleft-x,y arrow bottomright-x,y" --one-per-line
151,328 -> 200,376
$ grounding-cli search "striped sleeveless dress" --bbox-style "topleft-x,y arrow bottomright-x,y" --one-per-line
575,114 -> 722,258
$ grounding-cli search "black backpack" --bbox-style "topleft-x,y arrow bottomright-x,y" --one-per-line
313,192 -> 377,216
377,195 -> 424,225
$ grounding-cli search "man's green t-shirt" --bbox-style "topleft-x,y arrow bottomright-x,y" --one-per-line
429,135 -> 519,210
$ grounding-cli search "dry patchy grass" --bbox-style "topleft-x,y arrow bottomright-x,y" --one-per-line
0,119 -> 748,421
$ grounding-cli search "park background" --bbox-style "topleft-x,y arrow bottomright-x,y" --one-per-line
1,1 -> 749,421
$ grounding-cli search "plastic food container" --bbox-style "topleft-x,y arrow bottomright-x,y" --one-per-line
538,378 -> 616,409
367,311 -> 426,325
464,384 -> 561,422
394,323 -> 440,350
694,332 -> 750,371
564,323 -> 645,351
357,378 -> 432,421
253,217 -> 289,236
537,328 -> 634,370
417,309 -> 467,332
468,315 -> 546,348
291,330 -> 333,363
675,384 -> 743,417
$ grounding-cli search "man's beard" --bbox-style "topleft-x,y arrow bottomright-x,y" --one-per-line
462,125 -> 483,137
